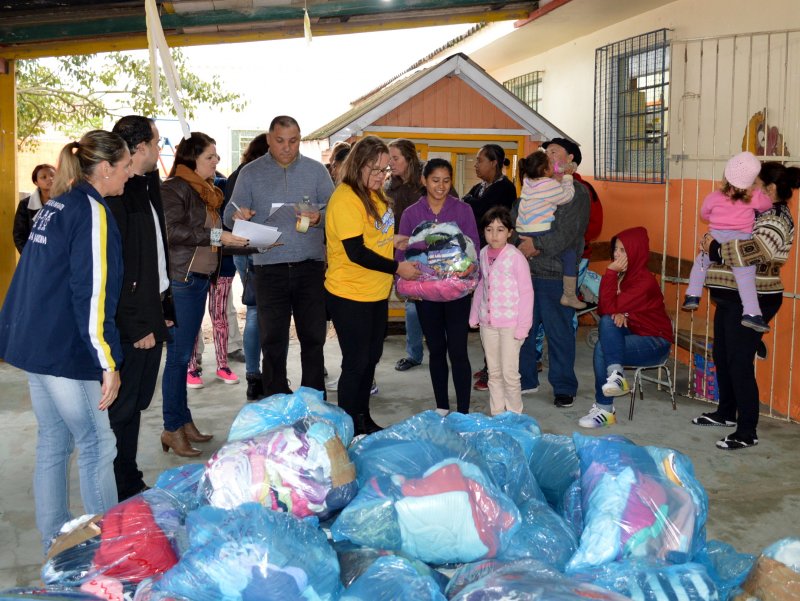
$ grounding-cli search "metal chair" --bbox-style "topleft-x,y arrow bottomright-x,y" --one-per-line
626,360 -> 676,420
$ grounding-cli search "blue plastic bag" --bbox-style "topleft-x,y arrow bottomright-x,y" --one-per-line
340,556 -> 447,601
573,558 -> 720,601
528,434 -> 580,511
332,458 -> 520,565
444,411 -> 542,460
349,412 -> 488,486
228,386 -> 354,447
144,503 -> 342,601
499,499 -> 578,571
692,540 -> 755,601
154,463 -> 205,499
567,434 -> 708,572
199,418 -> 357,520
0,590 -> 104,600
447,559 -> 631,601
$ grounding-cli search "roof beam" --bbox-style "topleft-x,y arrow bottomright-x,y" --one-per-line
0,1 -> 535,60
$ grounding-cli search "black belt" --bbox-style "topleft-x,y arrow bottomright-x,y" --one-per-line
260,259 -> 319,268
187,272 -> 211,280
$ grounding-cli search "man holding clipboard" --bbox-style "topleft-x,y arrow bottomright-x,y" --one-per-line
224,116 -> 334,396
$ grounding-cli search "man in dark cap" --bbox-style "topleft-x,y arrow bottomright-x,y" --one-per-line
516,138 -> 591,409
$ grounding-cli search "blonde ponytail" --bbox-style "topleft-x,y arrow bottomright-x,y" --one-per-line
51,130 -> 128,197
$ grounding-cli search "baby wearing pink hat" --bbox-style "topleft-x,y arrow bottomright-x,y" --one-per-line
682,151 -> 773,332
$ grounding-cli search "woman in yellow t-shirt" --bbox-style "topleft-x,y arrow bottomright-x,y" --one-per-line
325,136 -> 421,435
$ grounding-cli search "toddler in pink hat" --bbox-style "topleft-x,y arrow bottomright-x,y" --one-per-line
682,151 -> 773,332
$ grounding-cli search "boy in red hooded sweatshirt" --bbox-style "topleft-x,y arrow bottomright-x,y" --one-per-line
579,227 -> 674,428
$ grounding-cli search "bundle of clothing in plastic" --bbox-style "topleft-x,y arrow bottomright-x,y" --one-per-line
40,488 -> 192,599
199,417 -> 357,520
395,221 -> 479,302
6,407 -> 783,601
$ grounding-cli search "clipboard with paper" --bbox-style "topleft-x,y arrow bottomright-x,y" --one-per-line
232,220 -> 282,247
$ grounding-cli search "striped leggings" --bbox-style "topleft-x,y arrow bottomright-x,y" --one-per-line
188,275 -> 233,372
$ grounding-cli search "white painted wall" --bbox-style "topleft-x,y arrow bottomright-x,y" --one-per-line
486,0 -> 800,177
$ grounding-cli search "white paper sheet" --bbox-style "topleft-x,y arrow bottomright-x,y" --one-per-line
232,220 -> 282,247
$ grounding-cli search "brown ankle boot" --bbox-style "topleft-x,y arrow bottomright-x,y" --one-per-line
184,421 -> 213,443
160,428 -> 201,457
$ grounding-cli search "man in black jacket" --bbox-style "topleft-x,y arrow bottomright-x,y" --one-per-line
107,115 -> 175,501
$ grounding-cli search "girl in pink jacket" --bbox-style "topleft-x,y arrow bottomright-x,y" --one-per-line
683,152 -> 773,332
469,206 -> 534,415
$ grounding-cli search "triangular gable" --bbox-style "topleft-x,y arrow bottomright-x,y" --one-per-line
304,53 -> 573,144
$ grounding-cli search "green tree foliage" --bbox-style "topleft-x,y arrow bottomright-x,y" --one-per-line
16,49 -> 246,149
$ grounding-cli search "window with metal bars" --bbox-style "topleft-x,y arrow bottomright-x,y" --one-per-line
230,129 -> 263,169
503,71 -> 543,112
594,29 -> 669,183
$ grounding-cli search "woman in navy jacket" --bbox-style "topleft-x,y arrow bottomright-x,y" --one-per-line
0,130 -> 131,552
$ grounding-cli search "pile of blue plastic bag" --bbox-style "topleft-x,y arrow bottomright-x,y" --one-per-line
5,387 -> 798,601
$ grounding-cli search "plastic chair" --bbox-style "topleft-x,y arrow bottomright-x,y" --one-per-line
625,360 -> 676,420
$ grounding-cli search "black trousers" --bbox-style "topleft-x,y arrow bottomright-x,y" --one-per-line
255,261 -> 327,396
326,291 -> 387,418
415,296 -> 472,413
109,341 -> 162,500
711,289 -> 782,438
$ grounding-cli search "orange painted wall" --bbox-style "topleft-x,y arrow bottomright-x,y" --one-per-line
374,77 -> 521,130
584,176 -> 800,423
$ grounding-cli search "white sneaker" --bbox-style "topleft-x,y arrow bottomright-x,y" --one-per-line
325,376 -> 339,391
578,404 -> 617,428
601,370 -> 630,397
521,387 -> 539,395
435,408 -> 450,417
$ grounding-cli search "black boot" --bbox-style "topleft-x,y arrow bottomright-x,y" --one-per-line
355,414 -> 384,436
246,372 -> 264,401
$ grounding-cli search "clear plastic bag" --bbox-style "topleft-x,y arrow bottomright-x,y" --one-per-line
340,555 -> 447,601
396,221 -> 478,302
153,463 -> 205,499
42,489 -> 191,590
138,503 -> 342,601
0,588 -> 106,600
444,411 -> 542,461
228,386 -> 354,447
331,458 -> 520,565
693,540 -> 755,601
566,434 -> 708,572
199,418 -> 357,520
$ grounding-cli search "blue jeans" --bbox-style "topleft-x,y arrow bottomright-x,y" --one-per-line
534,258 -> 588,359
520,278 -> 578,396
162,275 -> 209,431
404,300 -> 424,364
28,373 -> 118,552
233,255 -> 261,375
593,314 -> 671,406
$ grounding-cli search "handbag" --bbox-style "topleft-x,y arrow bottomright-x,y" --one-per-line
241,264 -> 257,306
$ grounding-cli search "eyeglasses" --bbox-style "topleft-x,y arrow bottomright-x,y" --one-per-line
369,165 -> 392,176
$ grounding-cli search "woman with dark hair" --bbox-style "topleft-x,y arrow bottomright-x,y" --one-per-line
160,132 -> 248,455
396,158 -> 480,415
0,130 -> 130,551
325,135 -> 421,435
386,139 -> 427,372
13,163 -> 56,253
463,144 -> 519,390
693,161 -> 800,450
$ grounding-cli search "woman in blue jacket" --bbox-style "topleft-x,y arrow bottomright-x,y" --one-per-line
0,130 -> 131,552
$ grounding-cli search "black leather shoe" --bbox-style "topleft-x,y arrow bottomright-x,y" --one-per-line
554,394 -> 574,408
395,357 -> 421,371
246,372 -> 264,401
355,414 -> 384,436
227,349 -> 246,363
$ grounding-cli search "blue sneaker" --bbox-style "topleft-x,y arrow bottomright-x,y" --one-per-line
682,295 -> 701,311
742,315 -> 770,333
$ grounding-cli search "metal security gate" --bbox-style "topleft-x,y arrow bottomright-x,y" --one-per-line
663,29 -> 800,422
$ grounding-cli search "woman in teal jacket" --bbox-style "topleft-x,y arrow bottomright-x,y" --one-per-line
0,129 -> 131,552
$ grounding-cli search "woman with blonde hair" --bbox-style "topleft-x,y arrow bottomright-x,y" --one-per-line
325,135 -> 421,435
0,129 -> 131,552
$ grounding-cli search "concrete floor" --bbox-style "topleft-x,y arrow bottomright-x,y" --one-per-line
0,325 -> 798,588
